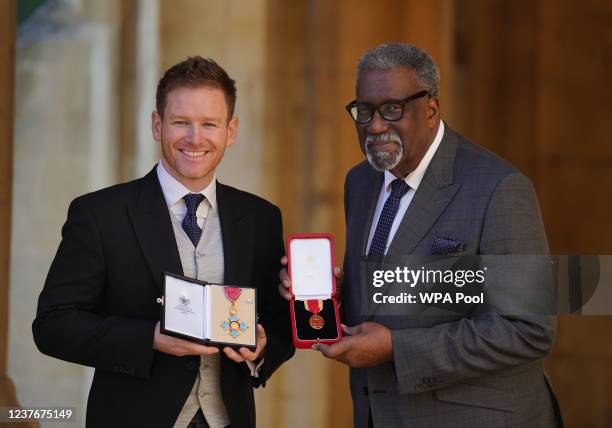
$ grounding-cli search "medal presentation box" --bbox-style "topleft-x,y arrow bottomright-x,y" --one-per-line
287,234 -> 342,349
157,272 -> 257,350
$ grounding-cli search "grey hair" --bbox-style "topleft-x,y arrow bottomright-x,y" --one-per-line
356,43 -> 440,97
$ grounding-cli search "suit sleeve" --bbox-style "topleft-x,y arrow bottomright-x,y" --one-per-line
32,196 -> 157,379
390,173 -> 556,394
251,205 -> 295,387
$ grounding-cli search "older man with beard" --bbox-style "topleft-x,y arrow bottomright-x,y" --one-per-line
280,43 -> 563,427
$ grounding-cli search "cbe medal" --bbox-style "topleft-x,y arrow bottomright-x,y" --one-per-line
222,287 -> 248,338
305,300 -> 325,330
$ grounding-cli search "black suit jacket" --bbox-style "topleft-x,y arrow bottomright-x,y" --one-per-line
33,167 -> 294,427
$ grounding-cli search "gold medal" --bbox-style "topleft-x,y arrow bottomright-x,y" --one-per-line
309,314 -> 325,330
304,300 -> 325,330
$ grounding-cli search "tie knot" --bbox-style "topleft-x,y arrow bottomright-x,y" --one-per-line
390,179 -> 410,199
183,193 -> 205,214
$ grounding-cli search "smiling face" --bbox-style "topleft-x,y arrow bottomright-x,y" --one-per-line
152,85 -> 238,191
355,67 -> 440,177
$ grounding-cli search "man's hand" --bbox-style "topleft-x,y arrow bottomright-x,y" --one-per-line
278,256 -> 344,301
223,324 -> 267,363
313,322 -> 393,368
153,321 -> 219,356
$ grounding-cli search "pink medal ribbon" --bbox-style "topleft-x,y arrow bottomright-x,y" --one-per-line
224,287 -> 242,303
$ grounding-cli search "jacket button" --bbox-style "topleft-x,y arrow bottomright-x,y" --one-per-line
362,386 -> 369,396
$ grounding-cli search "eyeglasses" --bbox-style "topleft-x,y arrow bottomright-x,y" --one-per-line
345,90 -> 429,124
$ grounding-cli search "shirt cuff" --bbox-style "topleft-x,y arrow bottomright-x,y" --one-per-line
245,358 -> 264,377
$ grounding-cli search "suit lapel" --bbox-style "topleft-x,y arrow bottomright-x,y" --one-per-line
128,167 -> 183,292
344,166 -> 382,324
217,183 -> 252,287
388,126 -> 461,256
358,167 -> 384,255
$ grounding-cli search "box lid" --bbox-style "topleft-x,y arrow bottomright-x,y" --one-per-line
287,234 -> 336,300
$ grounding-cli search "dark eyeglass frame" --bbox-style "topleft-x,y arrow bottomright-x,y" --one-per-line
345,90 -> 430,124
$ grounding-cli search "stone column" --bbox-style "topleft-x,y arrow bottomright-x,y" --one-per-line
9,1 -> 122,426
160,0 -> 268,196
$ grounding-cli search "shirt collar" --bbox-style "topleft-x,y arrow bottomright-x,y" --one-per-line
156,159 -> 217,211
383,120 -> 445,192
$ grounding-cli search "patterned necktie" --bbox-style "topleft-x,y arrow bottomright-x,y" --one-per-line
182,193 -> 206,246
368,178 -> 410,257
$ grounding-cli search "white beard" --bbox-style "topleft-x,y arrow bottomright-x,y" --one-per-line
365,131 -> 403,171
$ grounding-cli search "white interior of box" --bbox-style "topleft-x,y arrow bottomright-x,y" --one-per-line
290,238 -> 333,300
164,275 -> 205,339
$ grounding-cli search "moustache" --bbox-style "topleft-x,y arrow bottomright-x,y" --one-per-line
365,131 -> 402,147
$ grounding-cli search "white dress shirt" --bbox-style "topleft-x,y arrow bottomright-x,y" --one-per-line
157,159 -> 216,228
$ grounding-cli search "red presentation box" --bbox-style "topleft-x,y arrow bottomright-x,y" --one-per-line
287,233 -> 342,349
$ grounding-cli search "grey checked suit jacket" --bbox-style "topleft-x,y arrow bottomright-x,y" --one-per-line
342,125 -> 562,428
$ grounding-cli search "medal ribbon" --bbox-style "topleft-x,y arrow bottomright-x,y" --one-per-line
224,287 -> 242,303
306,299 -> 323,314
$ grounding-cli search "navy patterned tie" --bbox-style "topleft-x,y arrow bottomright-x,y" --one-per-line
368,179 -> 410,257
182,193 -> 206,246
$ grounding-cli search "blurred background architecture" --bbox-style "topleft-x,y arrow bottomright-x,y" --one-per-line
1,0 -> 611,426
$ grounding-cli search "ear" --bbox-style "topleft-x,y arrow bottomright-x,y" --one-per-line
226,116 -> 239,148
152,111 -> 162,142
426,96 -> 440,128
